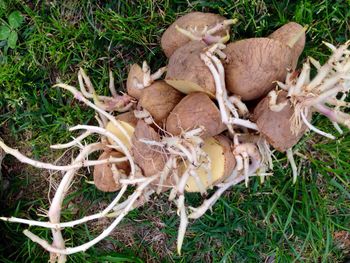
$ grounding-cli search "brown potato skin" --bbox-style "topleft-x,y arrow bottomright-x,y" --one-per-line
126,64 -> 144,100
116,111 -> 138,127
253,91 -> 307,152
131,120 -> 167,177
139,80 -> 184,124
93,151 -> 130,192
166,92 -> 226,139
268,22 -> 305,68
224,38 -> 293,101
161,12 -> 227,58
214,135 -> 236,180
166,41 -> 216,96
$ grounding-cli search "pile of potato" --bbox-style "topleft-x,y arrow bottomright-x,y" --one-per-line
2,11 -> 349,260
95,12 -> 307,193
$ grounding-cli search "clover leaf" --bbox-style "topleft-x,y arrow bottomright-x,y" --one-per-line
0,25 -> 10,40
8,11 -> 23,29
7,31 -> 18,49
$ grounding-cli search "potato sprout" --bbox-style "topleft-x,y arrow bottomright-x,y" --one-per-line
282,41 -> 350,139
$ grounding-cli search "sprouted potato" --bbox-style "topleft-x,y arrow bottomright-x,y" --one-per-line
0,15 -> 349,262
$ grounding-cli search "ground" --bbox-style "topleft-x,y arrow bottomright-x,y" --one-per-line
0,0 -> 349,262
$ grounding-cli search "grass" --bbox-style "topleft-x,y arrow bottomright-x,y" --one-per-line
0,0 -> 349,262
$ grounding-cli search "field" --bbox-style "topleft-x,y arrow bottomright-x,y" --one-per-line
0,0 -> 349,262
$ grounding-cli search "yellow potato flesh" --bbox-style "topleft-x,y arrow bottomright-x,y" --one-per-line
165,79 -> 215,99
106,121 -> 135,149
182,137 -> 225,192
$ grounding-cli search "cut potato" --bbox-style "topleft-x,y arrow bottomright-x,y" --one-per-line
161,12 -> 228,58
131,120 -> 167,177
166,92 -> 226,139
253,90 -> 308,152
166,41 -> 216,97
181,135 -> 236,192
224,38 -> 293,101
93,151 -> 130,192
106,112 -> 137,149
126,63 -> 144,100
139,80 -> 183,124
268,22 -> 305,68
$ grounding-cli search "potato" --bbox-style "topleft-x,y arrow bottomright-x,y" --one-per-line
131,120 -> 167,177
268,22 -> 306,68
166,92 -> 226,139
116,111 -> 138,125
165,41 -> 216,97
224,38 -> 293,101
161,12 -> 228,58
139,80 -> 183,124
252,90 -> 308,152
126,63 -> 144,100
106,112 -> 138,149
93,151 -> 130,192
182,135 -> 236,192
